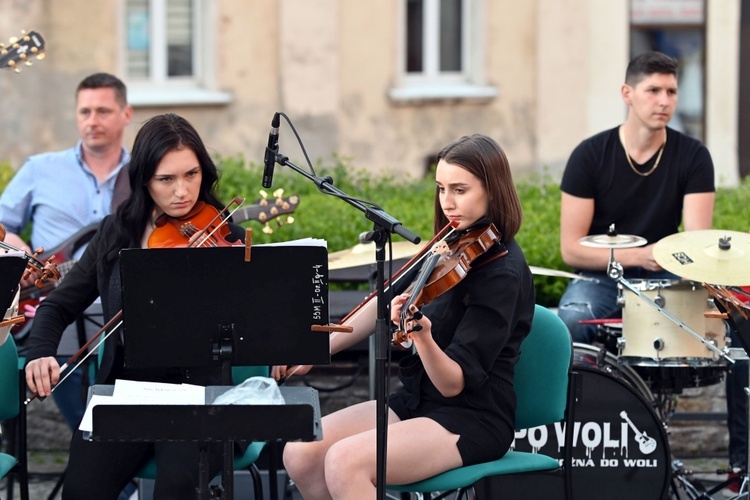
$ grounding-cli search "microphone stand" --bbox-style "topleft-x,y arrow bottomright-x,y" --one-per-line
273,151 -> 420,499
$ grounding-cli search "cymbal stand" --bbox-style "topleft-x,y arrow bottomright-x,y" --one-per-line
606,249 -> 744,498
728,347 -> 749,498
605,251 -> 734,365
708,289 -> 750,498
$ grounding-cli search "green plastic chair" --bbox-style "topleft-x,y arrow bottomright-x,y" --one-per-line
388,304 -> 575,499
0,336 -> 30,500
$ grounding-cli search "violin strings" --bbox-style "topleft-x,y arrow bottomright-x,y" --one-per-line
192,199 -> 246,248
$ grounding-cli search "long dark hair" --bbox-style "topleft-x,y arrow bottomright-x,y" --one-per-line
97,113 -> 223,275
433,134 -> 522,241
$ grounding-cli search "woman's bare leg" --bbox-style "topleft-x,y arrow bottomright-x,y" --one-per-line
283,400 -> 398,499
324,416 -> 463,499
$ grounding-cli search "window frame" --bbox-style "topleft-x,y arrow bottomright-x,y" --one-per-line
119,0 -> 230,107
389,0 -> 496,103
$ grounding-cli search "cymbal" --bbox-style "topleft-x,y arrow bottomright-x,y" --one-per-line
578,233 -> 647,248
328,241 -> 426,270
529,266 -> 596,281
653,230 -> 750,286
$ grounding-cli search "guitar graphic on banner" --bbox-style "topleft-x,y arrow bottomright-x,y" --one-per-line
620,410 -> 657,455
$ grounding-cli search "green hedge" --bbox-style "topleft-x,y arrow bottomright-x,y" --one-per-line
2,156 -> 747,307
217,156 -> 578,306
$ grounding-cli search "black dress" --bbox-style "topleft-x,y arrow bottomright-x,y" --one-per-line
388,236 -> 535,466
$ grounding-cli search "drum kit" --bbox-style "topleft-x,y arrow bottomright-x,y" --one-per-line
329,229 -> 750,498
565,225 -> 750,499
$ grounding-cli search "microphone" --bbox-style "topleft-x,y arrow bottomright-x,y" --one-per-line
262,112 -> 280,188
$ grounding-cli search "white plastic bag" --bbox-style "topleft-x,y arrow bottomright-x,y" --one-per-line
213,376 -> 285,405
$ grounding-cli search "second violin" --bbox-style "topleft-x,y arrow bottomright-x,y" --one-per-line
392,222 -> 506,348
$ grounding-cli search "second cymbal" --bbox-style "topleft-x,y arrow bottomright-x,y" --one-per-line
653,230 -> 750,286
328,241 -> 426,270
579,233 -> 647,248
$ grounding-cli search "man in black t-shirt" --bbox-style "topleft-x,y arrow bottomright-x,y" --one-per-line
557,51 -> 714,343
557,51 -> 750,491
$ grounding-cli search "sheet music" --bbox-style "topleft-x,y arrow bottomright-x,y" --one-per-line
80,380 -> 205,432
256,237 -> 327,248
0,250 -> 27,259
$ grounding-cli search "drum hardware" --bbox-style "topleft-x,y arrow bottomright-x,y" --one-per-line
615,278 -> 731,364
702,289 -> 750,497
576,229 -> 750,497
654,291 -> 665,308
579,225 -> 734,365
653,338 -> 664,351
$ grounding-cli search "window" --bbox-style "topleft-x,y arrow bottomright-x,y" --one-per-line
630,0 -> 706,141
390,0 -> 496,102
123,0 -> 230,106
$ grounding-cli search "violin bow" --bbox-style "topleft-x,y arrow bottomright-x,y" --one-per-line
24,310 -> 123,405
335,221 -> 460,327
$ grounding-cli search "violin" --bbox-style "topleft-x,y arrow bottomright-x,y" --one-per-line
392,223 -> 505,348
0,223 -> 61,287
0,224 -> 27,344
147,198 -> 243,248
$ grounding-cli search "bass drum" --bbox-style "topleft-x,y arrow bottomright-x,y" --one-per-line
573,342 -> 655,404
512,343 -> 671,500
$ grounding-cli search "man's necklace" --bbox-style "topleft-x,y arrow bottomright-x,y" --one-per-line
621,132 -> 667,177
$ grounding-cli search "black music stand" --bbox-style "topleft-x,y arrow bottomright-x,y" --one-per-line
120,246 -> 330,370
0,252 -> 26,313
99,246 -> 330,499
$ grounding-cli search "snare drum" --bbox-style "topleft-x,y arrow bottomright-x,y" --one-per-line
618,280 -> 726,364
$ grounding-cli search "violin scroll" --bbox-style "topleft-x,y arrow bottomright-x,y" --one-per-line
24,249 -> 61,287
0,223 -> 61,288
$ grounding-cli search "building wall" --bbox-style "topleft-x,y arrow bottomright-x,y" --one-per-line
0,0 -> 741,187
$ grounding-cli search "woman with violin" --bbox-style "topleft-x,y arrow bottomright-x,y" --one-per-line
281,134 -> 535,499
23,113 -> 245,499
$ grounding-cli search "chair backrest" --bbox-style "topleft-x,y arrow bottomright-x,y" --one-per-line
231,365 -> 270,385
513,304 -> 572,430
0,336 -> 20,421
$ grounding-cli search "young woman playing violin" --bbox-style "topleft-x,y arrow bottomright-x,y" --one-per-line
24,113 -> 245,499
280,134 -> 535,499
